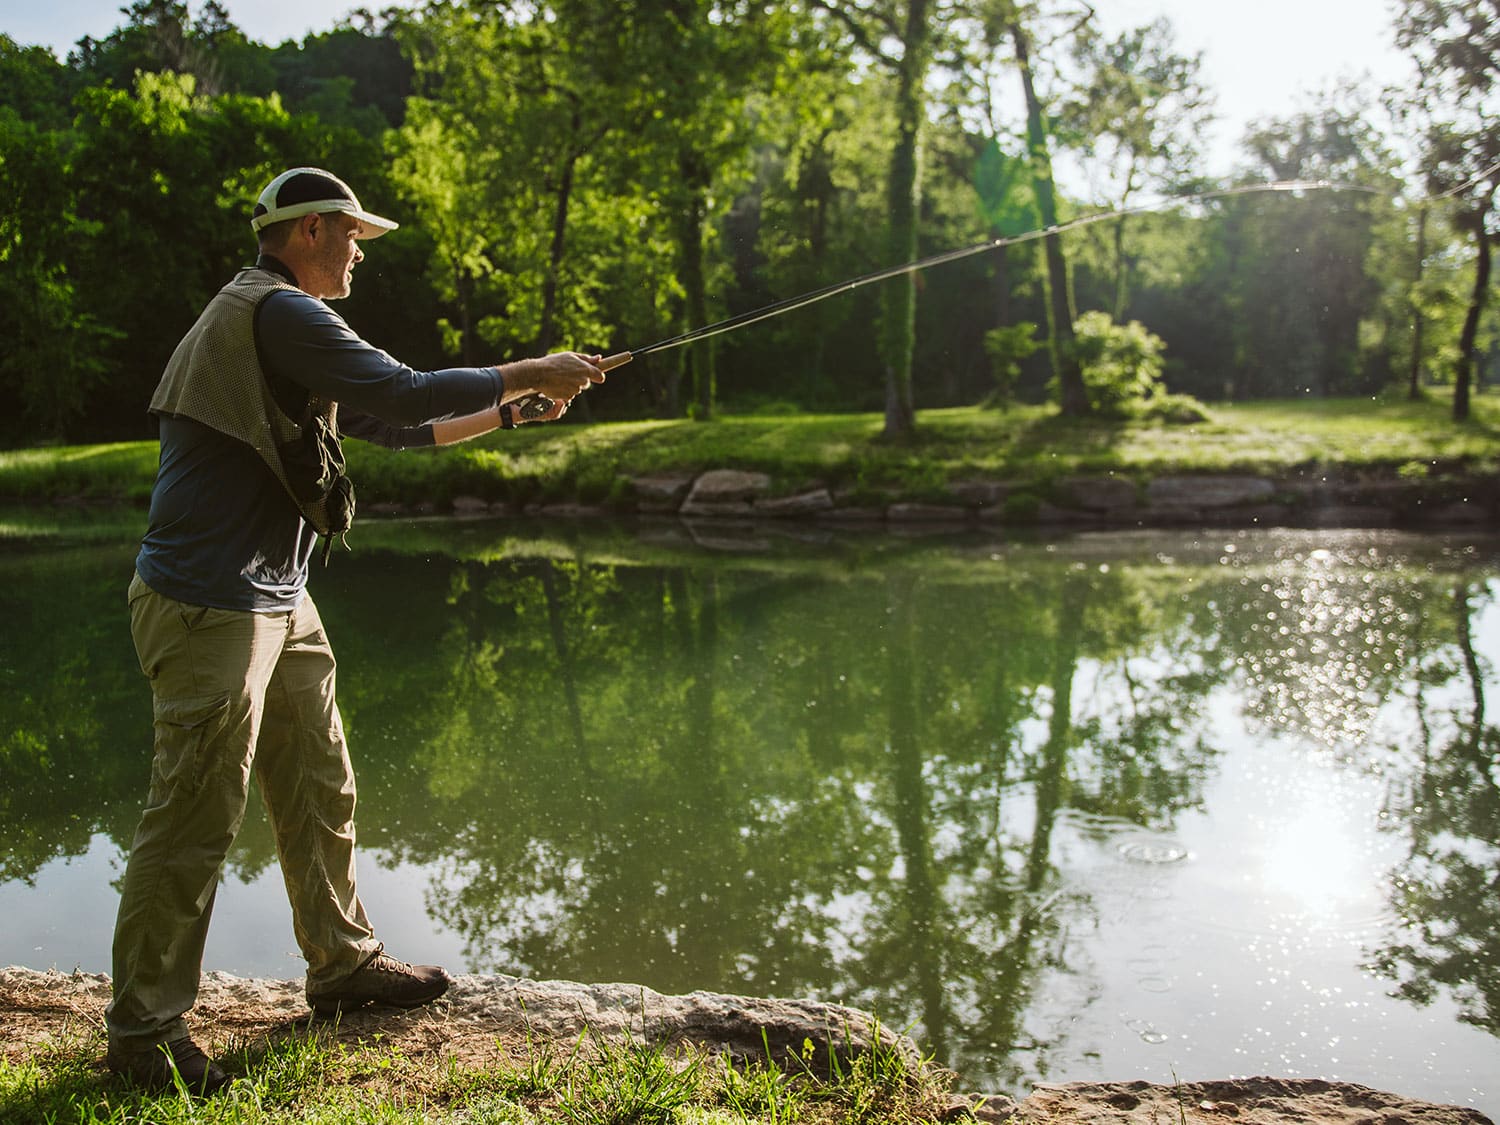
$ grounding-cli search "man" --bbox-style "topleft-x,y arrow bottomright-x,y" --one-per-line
104,167 -> 605,1095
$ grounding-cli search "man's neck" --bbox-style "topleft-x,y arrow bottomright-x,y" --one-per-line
255,253 -> 300,288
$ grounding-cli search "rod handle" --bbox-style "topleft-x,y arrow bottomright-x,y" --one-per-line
598,351 -> 634,372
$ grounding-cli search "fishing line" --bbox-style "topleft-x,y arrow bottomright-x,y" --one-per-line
609,179 -> 1377,368
513,171 -> 1486,413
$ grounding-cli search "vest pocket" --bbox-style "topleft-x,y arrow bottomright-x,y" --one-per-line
151,692 -> 233,796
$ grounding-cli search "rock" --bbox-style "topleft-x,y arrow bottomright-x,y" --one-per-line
532,502 -> 609,519
949,480 -> 1014,507
1034,501 -> 1102,525
450,495 -> 491,515
1005,1078 -> 1492,1125
1056,475 -> 1137,512
0,967 -> 913,1075
627,474 -> 696,507
680,500 -> 757,518
887,502 -> 969,523
684,470 -> 772,505
755,489 -> 835,516
1302,504 -> 1396,528
1414,499 -> 1495,527
1146,475 -> 1276,509
818,506 -> 886,523
944,1091 -> 1020,1122
446,975 -> 917,1071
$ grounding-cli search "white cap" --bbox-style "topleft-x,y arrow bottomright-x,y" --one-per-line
250,167 -> 398,239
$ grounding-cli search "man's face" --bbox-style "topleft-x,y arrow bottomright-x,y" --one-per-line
307,213 -> 365,300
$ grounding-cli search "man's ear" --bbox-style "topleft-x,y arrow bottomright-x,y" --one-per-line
302,213 -> 320,242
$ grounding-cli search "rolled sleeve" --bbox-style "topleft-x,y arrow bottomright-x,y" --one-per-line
338,408 -> 436,450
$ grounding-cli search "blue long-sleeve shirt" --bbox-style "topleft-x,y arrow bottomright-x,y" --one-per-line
136,257 -> 503,612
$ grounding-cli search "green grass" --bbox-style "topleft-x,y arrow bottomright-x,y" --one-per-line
0,1018 -> 951,1124
3,393 -> 1497,516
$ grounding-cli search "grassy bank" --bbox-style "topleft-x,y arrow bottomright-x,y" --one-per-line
2,394 -> 1497,513
0,1015 -> 953,1124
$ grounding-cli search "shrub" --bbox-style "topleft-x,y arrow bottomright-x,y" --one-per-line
982,321 -> 1042,406
1070,311 -> 1166,415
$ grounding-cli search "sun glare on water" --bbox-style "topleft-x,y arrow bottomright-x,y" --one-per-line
1255,788 -> 1372,922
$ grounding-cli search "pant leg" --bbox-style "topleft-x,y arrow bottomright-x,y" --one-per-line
253,590 -> 379,990
106,573 -> 289,1050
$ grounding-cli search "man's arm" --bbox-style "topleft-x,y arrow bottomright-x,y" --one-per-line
257,290 -> 604,426
427,393 -> 574,444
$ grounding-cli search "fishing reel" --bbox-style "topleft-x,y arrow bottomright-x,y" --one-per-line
513,392 -> 555,420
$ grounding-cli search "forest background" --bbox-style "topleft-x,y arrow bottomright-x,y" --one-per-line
1,0 -> 1496,449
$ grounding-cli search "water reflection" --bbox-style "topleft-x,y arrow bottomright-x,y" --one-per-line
0,526 -> 1495,1109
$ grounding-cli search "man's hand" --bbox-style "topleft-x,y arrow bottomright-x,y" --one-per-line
500,352 -> 606,408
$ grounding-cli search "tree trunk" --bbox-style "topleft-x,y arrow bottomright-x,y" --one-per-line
457,264 -> 478,367
1112,214 -> 1129,321
1454,213 -> 1491,423
1408,206 -> 1428,400
880,0 -> 929,440
1010,18 -> 1089,416
537,145 -> 577,354
676,155 -> 716,421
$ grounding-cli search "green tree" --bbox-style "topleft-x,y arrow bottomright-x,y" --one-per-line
810,0 -> 941,436
960,0 -> 1091,415
1224,92 -> 1397,397
0,109 -> 115,442
63,70 -> 375,437
0,33 -> 71,128
1056,17 -> 1213,319
1398,0 -> 1500,420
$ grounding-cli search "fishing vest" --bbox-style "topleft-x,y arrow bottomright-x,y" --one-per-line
150,268 -> 354,559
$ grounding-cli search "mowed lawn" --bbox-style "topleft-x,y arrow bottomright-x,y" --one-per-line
2,393 -> 1496,512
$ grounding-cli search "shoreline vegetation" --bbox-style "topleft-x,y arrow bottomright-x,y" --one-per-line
1,396 -> 1498,537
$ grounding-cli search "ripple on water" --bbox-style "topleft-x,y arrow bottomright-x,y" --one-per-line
1115,833 -> 1192,866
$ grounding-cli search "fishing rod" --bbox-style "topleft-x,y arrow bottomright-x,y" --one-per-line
511,175 -> 1417,420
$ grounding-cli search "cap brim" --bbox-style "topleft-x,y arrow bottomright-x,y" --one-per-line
250,198 -> 399,239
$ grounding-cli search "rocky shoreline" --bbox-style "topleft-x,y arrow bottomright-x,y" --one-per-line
363,467 -> 1500,531
2,967 -> 1491,1124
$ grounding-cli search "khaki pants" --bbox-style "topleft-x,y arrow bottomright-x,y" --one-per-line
106,573 -> 380,1050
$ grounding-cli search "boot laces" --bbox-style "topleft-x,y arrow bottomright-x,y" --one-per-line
371,953 -> 417,976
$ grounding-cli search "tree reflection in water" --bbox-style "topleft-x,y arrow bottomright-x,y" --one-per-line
0,528 -> 1496,1095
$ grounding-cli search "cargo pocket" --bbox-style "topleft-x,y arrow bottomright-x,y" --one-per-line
151,693 -> 233,796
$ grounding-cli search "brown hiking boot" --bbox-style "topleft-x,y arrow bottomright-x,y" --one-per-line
105,1036 -> 232,1095
307,950 -> 451,1018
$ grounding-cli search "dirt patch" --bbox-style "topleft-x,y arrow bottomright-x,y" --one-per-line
0,968 -> 531,1101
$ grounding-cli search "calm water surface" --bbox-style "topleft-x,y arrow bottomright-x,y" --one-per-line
2,519 -> 1496,1112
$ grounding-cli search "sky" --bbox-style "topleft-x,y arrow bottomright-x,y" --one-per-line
5,0 -> 1414,176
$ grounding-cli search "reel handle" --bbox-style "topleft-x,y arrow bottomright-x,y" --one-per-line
513,352 -> 634,420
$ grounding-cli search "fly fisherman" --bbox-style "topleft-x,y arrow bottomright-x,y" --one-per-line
104,167 -> 605,1095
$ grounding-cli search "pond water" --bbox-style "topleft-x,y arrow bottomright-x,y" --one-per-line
1,519 -> 1497,1113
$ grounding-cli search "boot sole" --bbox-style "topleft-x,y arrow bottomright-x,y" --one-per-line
309,985 -> 449,1019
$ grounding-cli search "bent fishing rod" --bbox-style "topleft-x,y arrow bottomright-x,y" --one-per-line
512,171 -> 1475,420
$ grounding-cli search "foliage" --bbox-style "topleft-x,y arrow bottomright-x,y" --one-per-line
0,1 -> 1496,445
981,320 -> 1042,404
0,1018 -> 949,1123
1066,311 -> 1165,415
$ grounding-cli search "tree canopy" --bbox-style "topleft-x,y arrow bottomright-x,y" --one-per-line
0,0 -> 1494,445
